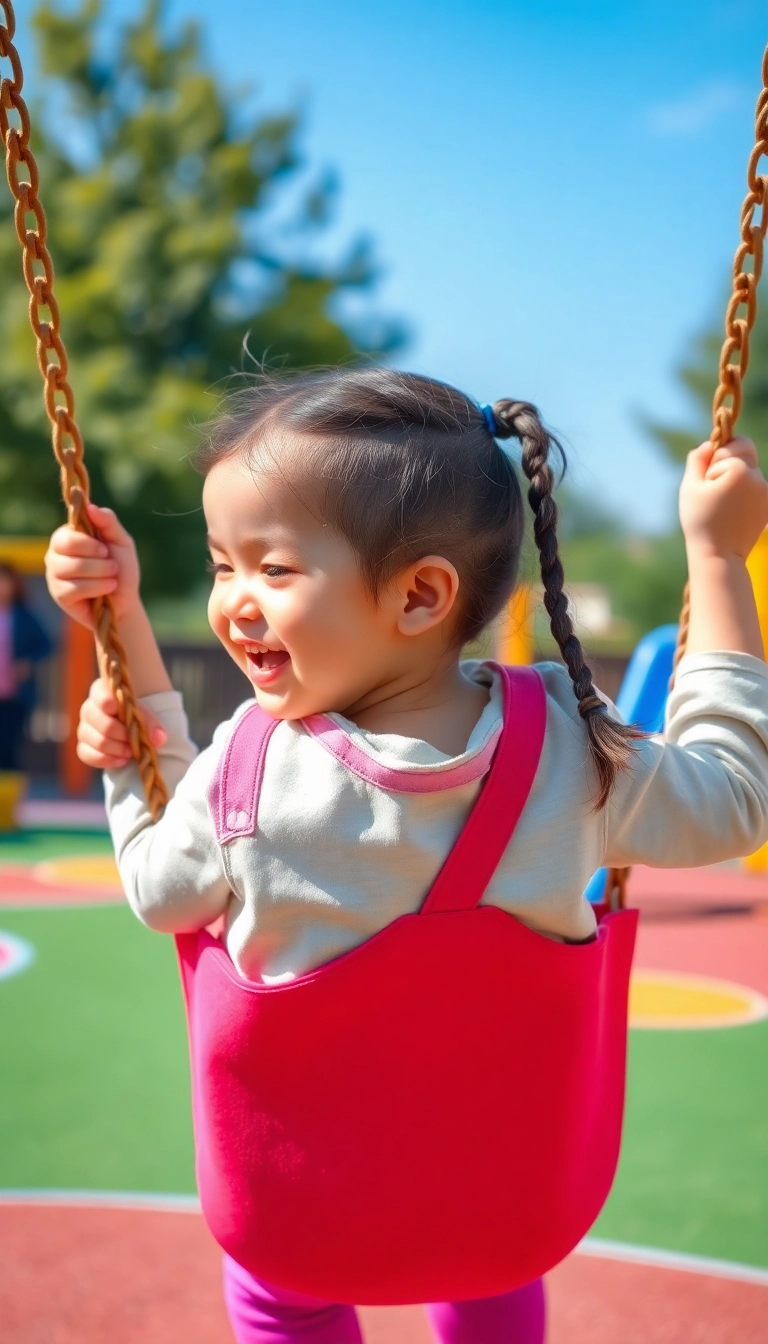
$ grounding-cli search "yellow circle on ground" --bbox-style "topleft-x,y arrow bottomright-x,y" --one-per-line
34,856 -> 122,890
630,970 -> 768,1030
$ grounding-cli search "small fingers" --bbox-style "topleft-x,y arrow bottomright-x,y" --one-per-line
52,577 -> 118,603
47,526 -> 110,561
81,697 -> 129,746
89,677 -> 119,716
49,555 -> 118,581
77,720 -> 132,767
84,680 -> 168,752
86,503 -> 135,550
77,725 -> 165,769
729,435 -> 757,460
709,437 -> 759,468
705,455 -> 763,487
76,740 -> 131,771
684,442 -> 715,483
80,683 -> 131,764
141,709 -> 168,748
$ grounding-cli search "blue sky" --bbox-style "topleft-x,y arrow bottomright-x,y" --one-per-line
14,0 -> 768,530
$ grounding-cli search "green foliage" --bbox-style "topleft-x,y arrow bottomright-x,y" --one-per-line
0,0 -> 401,597
648,280 -> 768,471
550,483 -> 685,648
561,528 -> 687,644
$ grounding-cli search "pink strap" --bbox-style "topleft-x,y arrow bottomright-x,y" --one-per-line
301,714 -> 501,793
419,666 -> 546,916
209,703 -> 279,844
210,667 -> 546,889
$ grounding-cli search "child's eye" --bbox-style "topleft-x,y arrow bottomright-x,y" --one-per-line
206,559 -> 231,576
263,565 -> 292,578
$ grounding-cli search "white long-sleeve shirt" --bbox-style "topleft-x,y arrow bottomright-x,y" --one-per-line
105,652 -> 768,982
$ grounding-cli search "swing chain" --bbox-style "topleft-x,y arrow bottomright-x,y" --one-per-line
605,866 -> 628,913
673,45 -> 768,674
0,0 -> 168,819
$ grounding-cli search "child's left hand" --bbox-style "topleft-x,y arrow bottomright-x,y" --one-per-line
77,677 -> 167,771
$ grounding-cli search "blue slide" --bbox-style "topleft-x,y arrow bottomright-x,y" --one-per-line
584,624 -> 679,905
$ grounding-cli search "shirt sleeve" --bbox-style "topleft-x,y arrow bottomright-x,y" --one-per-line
104,690 -> 253,933
603,650 -> 768,868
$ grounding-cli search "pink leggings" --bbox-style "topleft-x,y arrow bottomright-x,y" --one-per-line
223,1255 -> 545,1344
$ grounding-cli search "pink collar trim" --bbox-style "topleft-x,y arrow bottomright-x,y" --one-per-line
301,714 -> 502,794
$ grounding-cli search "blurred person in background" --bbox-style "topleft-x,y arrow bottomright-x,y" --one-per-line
0,561 -> 53,771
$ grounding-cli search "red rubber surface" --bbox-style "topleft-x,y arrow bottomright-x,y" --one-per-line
629,863 -> 768,999
629,863 -> 768,917
1,1204 -> 766,1344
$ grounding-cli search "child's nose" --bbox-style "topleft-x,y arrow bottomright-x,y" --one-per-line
219,578 -> 262,624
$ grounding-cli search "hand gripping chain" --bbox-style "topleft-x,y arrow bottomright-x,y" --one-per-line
0,0 -> 168,818
607,46 -> 768,911
673,45 -> 768,675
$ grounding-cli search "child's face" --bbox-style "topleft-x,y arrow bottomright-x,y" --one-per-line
203,454 -> 410,719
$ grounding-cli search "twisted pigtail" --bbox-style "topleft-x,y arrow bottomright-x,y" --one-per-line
492,399 -> 641,809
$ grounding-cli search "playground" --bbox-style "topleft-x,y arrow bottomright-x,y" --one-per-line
1,817 -> 767,1342
3,2 -> 768,1340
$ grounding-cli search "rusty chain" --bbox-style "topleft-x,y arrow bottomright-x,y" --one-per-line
673,44 -> 768,675
605,45 -> 768,912
0,0 -> 167,819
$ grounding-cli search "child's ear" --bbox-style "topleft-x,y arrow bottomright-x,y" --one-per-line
395,556 -> 460,636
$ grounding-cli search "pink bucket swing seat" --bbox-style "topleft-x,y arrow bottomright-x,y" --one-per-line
176,665 -> 638,1305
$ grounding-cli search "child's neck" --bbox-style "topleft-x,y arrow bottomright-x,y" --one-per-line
342,659 -> 491,758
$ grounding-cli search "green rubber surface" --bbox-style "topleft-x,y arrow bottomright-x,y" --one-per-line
0,905 -> 195,1193
594,1024 -> 768,1268
0,828 -> 116,861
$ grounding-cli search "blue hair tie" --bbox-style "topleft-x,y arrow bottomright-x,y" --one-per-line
480,403 -> 497,436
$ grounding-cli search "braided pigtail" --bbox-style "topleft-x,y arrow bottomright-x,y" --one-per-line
491,399 -> 641,809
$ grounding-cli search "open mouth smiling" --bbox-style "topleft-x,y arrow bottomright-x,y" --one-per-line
242,646 -> 291,684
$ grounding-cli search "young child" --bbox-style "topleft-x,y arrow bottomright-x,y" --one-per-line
46,371 -> 768,1344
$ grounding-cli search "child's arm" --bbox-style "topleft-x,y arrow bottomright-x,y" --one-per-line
46,507 -> 235,933
603,436 -> 768,870
100,679 -> 237,934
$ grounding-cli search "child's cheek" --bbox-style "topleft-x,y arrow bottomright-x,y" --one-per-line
207,588 -> 221,635
207,588 -> 230,647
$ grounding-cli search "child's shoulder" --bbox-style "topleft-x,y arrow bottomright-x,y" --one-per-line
464,659 -> 610,762
532,660 -> 608,719
496,659 -> 612,728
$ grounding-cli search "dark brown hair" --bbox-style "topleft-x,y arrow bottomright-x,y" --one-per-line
197,367 -> 639,806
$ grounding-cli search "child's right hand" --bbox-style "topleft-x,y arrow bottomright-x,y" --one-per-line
45,503 -> 141,629
679,436 -> 768,561
77,677 -> 167,770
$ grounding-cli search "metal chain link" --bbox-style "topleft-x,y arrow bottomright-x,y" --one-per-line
604,46 -> 768,912
0,0 -> 168,819
673,45 -> 768,676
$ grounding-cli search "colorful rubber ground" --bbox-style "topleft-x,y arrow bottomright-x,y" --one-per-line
1,826 -> 767,1342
